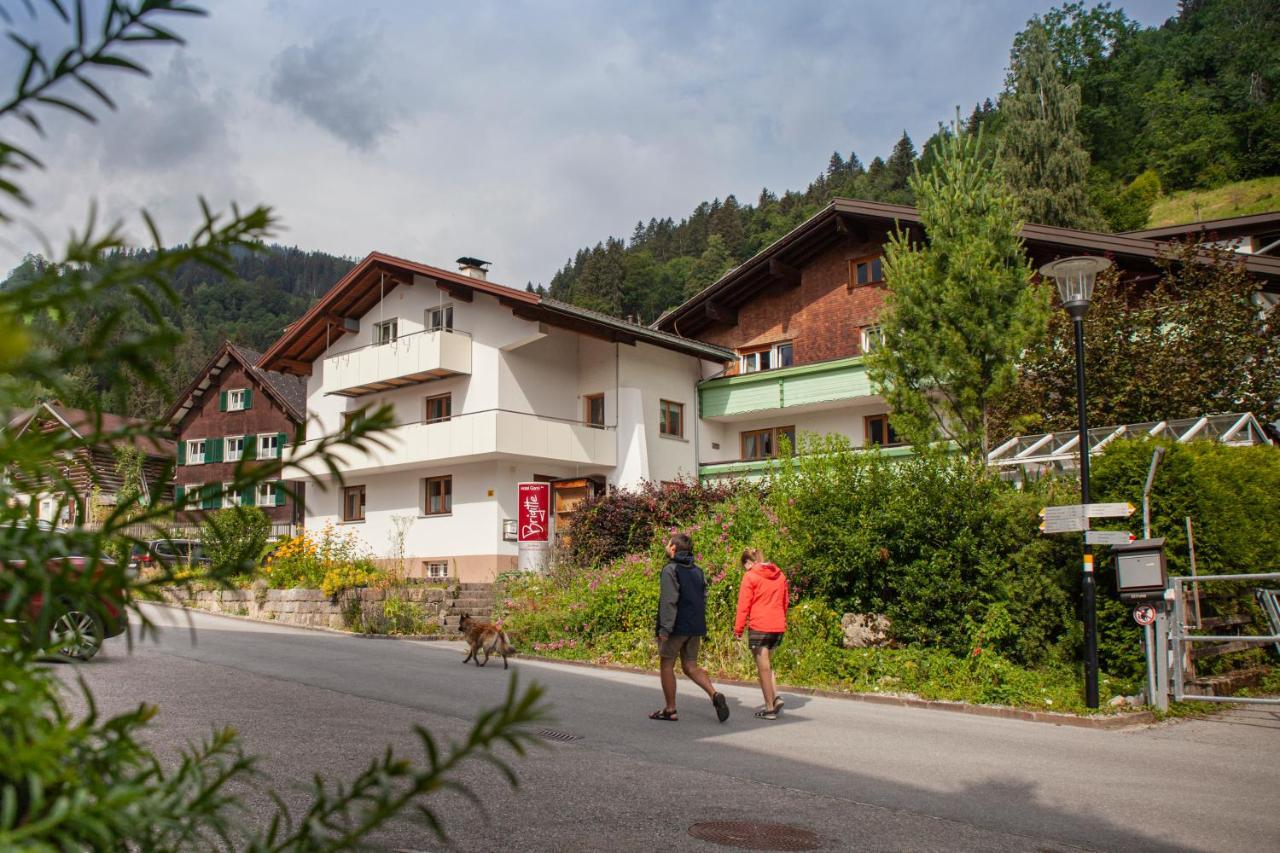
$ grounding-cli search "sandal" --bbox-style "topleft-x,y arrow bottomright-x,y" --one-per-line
648,708 -> 678,721
773,696 -> 785,713
755,709 -> 778,720
712,692 -> 730,723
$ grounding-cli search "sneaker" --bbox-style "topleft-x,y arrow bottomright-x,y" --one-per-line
712,692 -> 730,723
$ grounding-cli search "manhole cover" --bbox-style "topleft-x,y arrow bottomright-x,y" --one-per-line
535,728 -> 582,742
688,821 -> 821,851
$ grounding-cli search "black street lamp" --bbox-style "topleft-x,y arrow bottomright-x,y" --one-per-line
1040,255 -> 1113,710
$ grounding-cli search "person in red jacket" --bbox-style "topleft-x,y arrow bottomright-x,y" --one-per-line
734,547 -> 789,720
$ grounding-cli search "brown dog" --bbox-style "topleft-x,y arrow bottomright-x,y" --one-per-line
458,613 -> 516,670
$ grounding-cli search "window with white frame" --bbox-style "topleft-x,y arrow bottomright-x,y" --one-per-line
374,319 -> 398,345
225,435 -> 244,462
740,349 -> 770,373
227,388 -> 248,411
424,560 -> 449,579
740,340 -> 793,373
222,482 -> 240,508
258,433 -> 280,459
186,439 -> 207,465
256,481 -> 276,506
861,325 -> 885,353
426,304 -> 454,332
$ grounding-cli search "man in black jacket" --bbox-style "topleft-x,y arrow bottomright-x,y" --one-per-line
649,532 -> 729,723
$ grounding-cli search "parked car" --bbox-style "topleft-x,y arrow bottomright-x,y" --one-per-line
1,521 -> 128,661
129,538 -> 210,575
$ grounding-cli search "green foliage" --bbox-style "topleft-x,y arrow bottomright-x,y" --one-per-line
1093,169 -> 1161,232
265,525 -> 382,591
319,563 -> 385,599
1000,21 -> 1099,228
201,506 -> 271,577
0,5 -> 547,847
993,239 -> 1280,437
868,125 -> 1048,458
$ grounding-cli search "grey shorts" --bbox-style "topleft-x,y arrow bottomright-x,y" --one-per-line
748,631 -> 784,650
657,634 -> 702,662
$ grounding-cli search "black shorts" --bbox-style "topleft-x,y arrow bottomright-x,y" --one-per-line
748,630 -> 784,650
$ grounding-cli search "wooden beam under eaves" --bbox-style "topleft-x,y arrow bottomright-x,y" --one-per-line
275,358 -> 312,376
768,257 -> 801,289
704,300 -> 736,325
438,281 -> 474,302
834,215 -> 869,244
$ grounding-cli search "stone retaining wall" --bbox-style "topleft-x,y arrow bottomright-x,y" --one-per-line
159,585 -> 455,631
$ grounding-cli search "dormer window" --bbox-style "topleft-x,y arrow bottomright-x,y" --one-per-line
374,319 -> 398,346
741,349 -> 770,374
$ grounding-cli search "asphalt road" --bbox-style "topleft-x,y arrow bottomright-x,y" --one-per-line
56,604 -> 1280,852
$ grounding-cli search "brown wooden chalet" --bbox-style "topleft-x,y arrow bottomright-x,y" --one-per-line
1124,210 -> 1280,255
654,197 -> 1280,371
5,402 -> 175,526
163,341 -> 307,526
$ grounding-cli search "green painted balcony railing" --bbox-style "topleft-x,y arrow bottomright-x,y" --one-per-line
699,356 -> 874,419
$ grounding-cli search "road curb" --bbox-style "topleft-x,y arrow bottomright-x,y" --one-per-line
145,601 -> 454,642
516,653 -> 1157,730
147,602 -> 1155,730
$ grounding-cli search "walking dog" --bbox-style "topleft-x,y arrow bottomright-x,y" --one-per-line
458,613 -> 516,670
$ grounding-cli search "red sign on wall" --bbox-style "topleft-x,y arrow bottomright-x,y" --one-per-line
518,482 -> 551,544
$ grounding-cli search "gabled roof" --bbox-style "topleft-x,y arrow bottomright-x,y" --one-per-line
163,340 -> 308,425
259,252 -> 732,372
654,198 -> 1280,337
1123,210 -> 1280,244
8,402 -> 175,457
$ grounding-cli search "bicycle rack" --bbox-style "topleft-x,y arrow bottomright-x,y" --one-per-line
1170,573 -> 1280,706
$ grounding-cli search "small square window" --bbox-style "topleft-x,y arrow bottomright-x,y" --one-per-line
861,326 -> 885,353
659,400 -> 684,438
425,394 -> 452,424
186,439 -> 207,465
865,414 -> 902,447
374,319 -> 398,345
775,342 -> 793,367
222,483 -> 240,508
227,389 -> 248,411
343,485 -> 366,522
740,350 -> 771,373
851,256 -> 885,287
424,476 -> 452,515
425,560 -> 449,579
257,482 -> 277,505
225,436 -> 244,462
426,305 -> 454,332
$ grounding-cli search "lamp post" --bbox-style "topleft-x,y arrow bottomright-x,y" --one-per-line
1039,255 -> 1113,710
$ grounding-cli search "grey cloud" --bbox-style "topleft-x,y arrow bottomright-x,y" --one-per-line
268,26 -> 395,150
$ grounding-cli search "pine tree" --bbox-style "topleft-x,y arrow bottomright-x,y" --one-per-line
886,131 -> 917,190
999,21 -> 1098,228
847,151 -> 865,175
826,151 -> 847,180
866,126 -> 1047,458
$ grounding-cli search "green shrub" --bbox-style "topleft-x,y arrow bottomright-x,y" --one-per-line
264,523 -> 380,590
201,506 -> 271,577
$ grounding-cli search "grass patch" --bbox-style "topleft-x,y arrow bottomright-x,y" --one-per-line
1146,176 -> 1280,228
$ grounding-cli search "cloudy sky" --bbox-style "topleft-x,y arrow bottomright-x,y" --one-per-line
1,0 -> 1174,287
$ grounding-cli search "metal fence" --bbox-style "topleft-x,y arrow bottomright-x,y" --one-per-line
1170,572 -> 1280,706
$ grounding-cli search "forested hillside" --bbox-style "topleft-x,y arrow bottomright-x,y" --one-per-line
546,0 -> 1280,323
3,246 -> 353,418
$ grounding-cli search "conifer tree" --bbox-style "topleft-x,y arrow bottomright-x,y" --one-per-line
886,131 -> 917,191
999,21 -> 1098,228
867,126 -> 1047,458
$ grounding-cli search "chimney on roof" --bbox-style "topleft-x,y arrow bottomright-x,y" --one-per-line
456,256 -> 491,281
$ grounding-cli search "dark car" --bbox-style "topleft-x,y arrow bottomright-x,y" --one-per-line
1,521 -> 129,661
129,538 -> 210,574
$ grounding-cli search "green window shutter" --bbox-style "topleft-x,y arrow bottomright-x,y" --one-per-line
208,439 -> 223,464
244,435 -> 256,460
277,432 -> 287,454
219,391 -> 228,412
244,388 -> 253,409
177,442 -> 186,466
275,481 -> 286,507
201,486 -> 217,510
174,484 -> 185,506
242,484 -> 255,507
